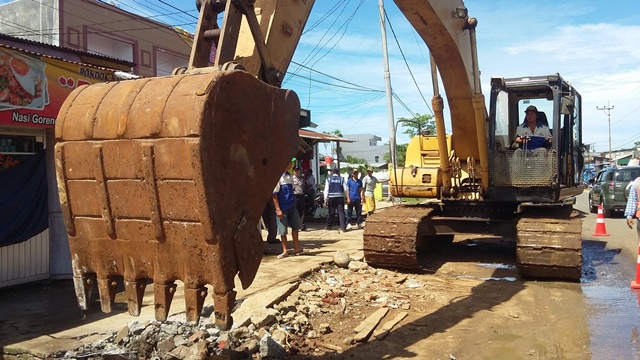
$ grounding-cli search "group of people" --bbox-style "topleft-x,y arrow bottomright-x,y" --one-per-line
263,159 -> 388,259
323,167 -> 387,233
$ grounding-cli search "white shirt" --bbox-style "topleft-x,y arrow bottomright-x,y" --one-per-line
363,175 -> 378,196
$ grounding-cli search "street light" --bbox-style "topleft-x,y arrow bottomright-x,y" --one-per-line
597,102 -> 614,164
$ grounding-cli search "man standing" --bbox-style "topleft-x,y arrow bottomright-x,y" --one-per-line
625,176 -> 640,239
292,166 -> 308,231
363,168 -> 388,215
346,169 -> 364,229
273,161 -> 304,258
323,167 -> 347,233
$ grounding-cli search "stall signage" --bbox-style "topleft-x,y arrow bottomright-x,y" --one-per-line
0,47 -> 116,129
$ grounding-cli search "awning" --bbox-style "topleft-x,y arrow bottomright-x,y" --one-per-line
299,129 -> 354,143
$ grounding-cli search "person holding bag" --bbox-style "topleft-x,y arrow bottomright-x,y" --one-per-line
625,176 -> 640,239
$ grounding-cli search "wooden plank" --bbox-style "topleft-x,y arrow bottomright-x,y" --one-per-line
373,312 -> 408,340
353,308 -> 389,342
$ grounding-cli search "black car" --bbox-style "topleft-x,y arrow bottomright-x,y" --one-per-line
588,166 -> 640,217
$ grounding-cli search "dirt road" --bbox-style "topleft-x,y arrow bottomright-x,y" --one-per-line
2,193 -> 640,359
283,192 -> 640,360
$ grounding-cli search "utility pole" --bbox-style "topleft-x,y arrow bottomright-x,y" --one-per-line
378,0 -> 396,169
597,102 -> 614,164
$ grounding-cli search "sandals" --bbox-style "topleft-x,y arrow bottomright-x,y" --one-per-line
277,248 -> 305,259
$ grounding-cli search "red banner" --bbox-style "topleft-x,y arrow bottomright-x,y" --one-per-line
0,47 -> 117,129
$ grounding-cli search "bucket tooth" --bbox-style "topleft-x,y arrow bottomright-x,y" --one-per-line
73,273 -> 96,311
212,290 -> 236,331
97,276 -> 121,313
124,279 -> 148,316
184,286 -> 208,324
154,282 -> 177,322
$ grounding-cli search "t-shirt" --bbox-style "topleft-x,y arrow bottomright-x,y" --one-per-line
292,175 -> 304,195
273,172 -> 296,211
346,178 -> 363,200
363,175 -> 378,196
305,175 -> 316,189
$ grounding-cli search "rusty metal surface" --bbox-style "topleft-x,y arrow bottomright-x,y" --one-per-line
363,206 -> 434,270
55,70 -> 300,329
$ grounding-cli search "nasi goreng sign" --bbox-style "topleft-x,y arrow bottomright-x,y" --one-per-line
0,47 -> 117,129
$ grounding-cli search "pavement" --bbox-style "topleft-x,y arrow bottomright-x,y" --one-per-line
0,203 -> 392,359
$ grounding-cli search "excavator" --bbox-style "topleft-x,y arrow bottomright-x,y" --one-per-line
54,0 -> 585,331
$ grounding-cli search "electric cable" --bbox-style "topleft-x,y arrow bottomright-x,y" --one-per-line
384,10 -> 432,115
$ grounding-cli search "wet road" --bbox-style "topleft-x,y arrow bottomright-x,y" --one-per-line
577,192 -> 640,359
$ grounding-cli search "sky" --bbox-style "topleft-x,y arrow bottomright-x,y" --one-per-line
95,0 -> 640,154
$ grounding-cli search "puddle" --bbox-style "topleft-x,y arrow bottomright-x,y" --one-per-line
582,241 -> 640,359
457,274 -> 517,282
476,263 -> 517,270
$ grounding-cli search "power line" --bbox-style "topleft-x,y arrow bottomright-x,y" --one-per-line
288,60 -> 383,92
384,10 -> 432,115
287,72 -> 382,92
155,0 -> 199,20
309,0 -> 365,68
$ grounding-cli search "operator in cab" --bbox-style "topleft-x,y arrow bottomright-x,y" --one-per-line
514,105 -> 552,150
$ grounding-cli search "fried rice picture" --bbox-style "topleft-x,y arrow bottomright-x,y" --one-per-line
0,51 -> 46,108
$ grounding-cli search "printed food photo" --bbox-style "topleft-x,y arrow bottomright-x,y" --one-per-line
0,49 -> 48,110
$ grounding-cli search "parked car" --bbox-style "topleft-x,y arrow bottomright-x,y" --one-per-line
588,166 -> 640,217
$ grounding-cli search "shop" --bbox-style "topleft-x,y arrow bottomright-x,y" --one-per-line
0,45 -> 121,288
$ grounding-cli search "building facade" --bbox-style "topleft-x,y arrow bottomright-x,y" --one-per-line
340,133 -> 388,166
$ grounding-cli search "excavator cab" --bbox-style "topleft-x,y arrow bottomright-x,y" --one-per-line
486,74 -> 584,203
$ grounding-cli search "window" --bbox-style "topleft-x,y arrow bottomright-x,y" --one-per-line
87,32 -> 134,62
0,134 -> 45,173
154,48 -> 188,76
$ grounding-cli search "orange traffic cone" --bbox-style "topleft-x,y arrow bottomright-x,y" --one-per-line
592,205 -> 610,236
632,237 -> 640,289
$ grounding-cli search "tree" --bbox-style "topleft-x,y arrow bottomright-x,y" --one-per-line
384,143 -> 408,167
398,113 -> 436,138
343,155 -> 370,175
322,129 -> 343,157
634,140 -> 640,150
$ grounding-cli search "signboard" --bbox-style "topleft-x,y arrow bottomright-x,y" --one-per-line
0,47 -> 117,129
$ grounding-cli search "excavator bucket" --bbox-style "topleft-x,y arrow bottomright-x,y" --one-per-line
54,70 -> 300,329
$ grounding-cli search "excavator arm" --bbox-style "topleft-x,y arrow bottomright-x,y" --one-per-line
56,0 -> 488,330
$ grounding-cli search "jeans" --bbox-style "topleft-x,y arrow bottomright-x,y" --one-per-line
346,199 -> 363,225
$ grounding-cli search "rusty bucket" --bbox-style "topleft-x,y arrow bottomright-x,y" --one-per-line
55,70 -> 300,329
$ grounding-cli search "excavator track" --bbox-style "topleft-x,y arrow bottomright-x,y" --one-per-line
516,207 -> 582,281
363,205 -> 434,270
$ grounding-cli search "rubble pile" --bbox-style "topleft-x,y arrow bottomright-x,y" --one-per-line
53,251 -> 424,359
